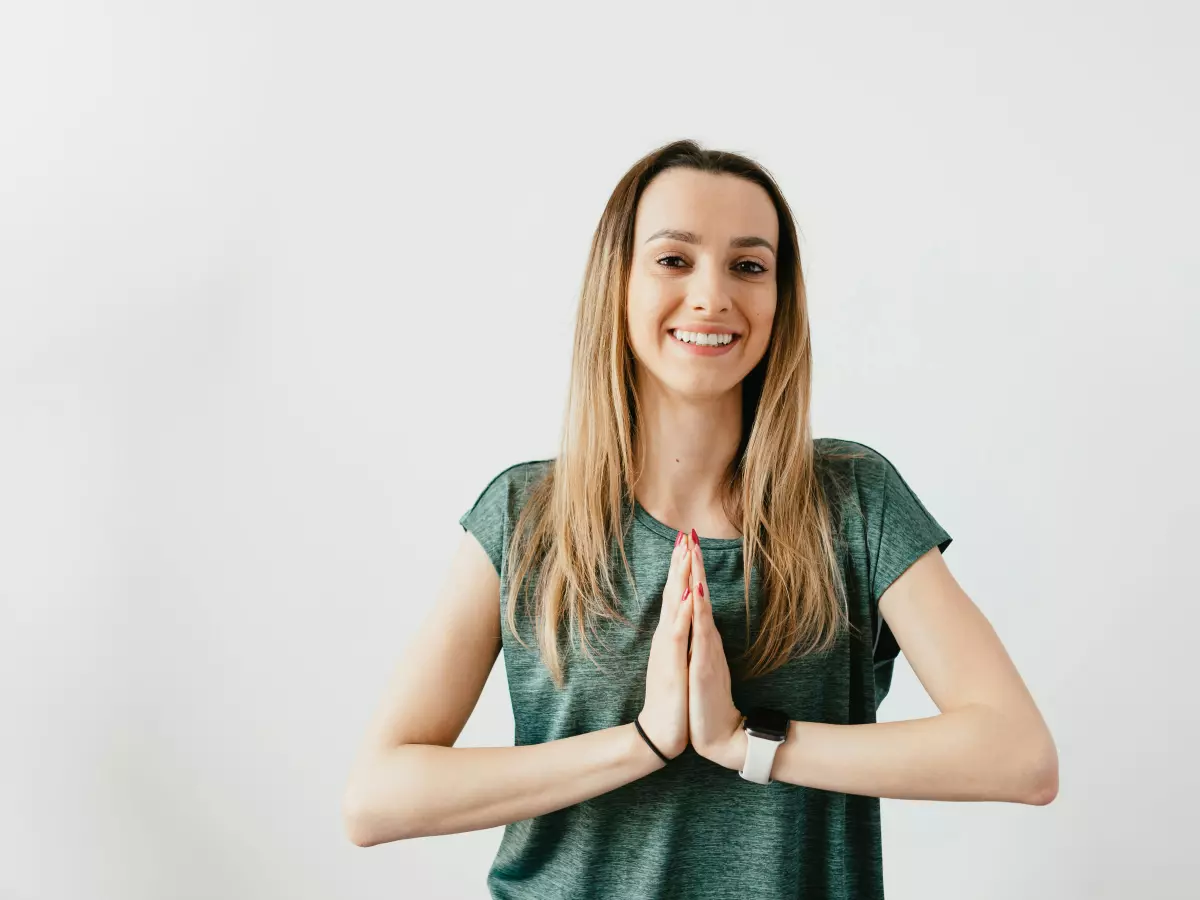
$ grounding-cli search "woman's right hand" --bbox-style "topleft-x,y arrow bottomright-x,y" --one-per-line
638,531 -> 694,763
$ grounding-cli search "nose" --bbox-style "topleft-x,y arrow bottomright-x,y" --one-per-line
686,260 -> 732,312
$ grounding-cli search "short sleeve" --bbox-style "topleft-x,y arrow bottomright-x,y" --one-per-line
458,459 -> 551,579
859,447 -> 953,667
868,456 -> 953,604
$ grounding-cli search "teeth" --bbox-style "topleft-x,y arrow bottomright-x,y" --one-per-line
673,330 -> 735,346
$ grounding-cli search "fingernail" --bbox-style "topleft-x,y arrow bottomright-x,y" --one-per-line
675,530 -> 682,547
698,583 -> 704,598
682,586 -> 690,602
690,528 -> 699,545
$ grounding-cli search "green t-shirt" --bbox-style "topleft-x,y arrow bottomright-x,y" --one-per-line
458,437 -> 952,899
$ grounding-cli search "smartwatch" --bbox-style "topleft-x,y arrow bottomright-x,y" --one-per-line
738,706 -> 789,784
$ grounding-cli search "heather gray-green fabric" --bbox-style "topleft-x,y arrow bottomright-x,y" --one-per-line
458,437 -> 952,900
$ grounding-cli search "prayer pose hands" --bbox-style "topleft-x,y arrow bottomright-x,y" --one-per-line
683,531 -> 744,766
637,529 -> 744,768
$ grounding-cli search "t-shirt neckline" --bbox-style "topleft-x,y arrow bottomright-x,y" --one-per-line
631,497 -> 744,551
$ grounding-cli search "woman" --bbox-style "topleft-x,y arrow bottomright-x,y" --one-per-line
342,139 -> 1059,899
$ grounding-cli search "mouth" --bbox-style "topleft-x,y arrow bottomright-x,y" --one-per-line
668,328 -> 742,355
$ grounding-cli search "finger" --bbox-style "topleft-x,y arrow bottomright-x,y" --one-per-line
676,581 -> 694,638
686,591 -> 697,662
690,587 -> 707,652
692,574 -> 717,661
674,536 -> 693,603
675,543 -> 695,628
661,531 -> 687,607
690,540 -> 710,617
660,531 -> 692,620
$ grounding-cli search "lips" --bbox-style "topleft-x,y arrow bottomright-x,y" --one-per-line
669,329 -> 739,347
668,329 -> 741,356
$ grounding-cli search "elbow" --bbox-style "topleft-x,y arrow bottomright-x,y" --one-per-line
980,703 -> 1058,806
342,778 -> 413,847
1014,729 -> 1059,806
1025,747 -> 1059,806
342,761 -> 423,846
342,787 -> 381,847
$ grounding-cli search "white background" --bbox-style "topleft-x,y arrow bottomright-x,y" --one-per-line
2,2 -> 1196,898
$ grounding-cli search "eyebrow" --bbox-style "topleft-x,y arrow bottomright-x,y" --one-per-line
644,228 -> 776,256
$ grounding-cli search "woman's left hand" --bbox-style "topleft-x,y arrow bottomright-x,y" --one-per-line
686,532 -> 746,768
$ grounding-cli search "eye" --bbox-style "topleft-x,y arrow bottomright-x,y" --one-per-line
655,255 -> 769,275
735,260 -> 768,275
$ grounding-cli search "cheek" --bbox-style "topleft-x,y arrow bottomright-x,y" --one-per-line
752,299 -> 776,339
757,296 -> 777,324
744,300 -> 776,356
626,288 -> 672,343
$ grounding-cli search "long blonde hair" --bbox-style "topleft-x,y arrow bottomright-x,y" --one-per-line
504,139 -> 865,688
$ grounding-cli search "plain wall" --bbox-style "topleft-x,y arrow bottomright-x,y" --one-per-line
2,2 -> 1197,898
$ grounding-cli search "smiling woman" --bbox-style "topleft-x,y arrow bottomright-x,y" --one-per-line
342,139 -> 1057,900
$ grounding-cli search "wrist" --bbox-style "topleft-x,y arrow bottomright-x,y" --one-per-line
627,722 -> 664,772
720,727 -> 749,771
629,719 -> 676,771
699,716 -> 748,771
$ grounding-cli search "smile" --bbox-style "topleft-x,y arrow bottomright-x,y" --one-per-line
669,329 -> 741,356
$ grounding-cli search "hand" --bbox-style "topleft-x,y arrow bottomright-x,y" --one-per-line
637,530 -> 694,765
686,532 -> 746,769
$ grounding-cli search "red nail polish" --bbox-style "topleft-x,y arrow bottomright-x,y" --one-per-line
682,586 -> 690,602
698,583 -> 704,598
690,528 -> 699,545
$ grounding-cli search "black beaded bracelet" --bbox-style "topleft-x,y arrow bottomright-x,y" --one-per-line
634,715 -> 671,765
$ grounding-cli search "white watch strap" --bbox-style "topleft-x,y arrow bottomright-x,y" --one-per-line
739,728 -> 783,784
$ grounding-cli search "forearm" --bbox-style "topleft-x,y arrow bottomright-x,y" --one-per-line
343,722 -> 663,845
715,704 -> 1058,804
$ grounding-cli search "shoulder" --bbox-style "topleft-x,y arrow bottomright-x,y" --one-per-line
817,435 -> 951,567
460,457 -> 555,526
467,458 -> 555,503
459,458 -> 555,576
813,436 -> 893,489
813,436 -> 943,528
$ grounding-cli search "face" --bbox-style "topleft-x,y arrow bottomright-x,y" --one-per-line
626,168 -> 779,399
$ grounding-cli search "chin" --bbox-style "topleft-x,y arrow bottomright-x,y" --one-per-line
666,372 -> 743,398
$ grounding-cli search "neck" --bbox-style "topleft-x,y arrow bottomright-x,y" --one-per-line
631,372 -> 744,539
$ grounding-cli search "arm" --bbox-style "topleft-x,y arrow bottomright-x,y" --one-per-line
341,529 -> 664,847
710,548 -> 1059,805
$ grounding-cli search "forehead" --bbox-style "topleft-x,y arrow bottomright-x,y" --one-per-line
633,168 -> 779,246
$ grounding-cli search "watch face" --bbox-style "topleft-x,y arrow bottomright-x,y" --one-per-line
743,706 -> 789,741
